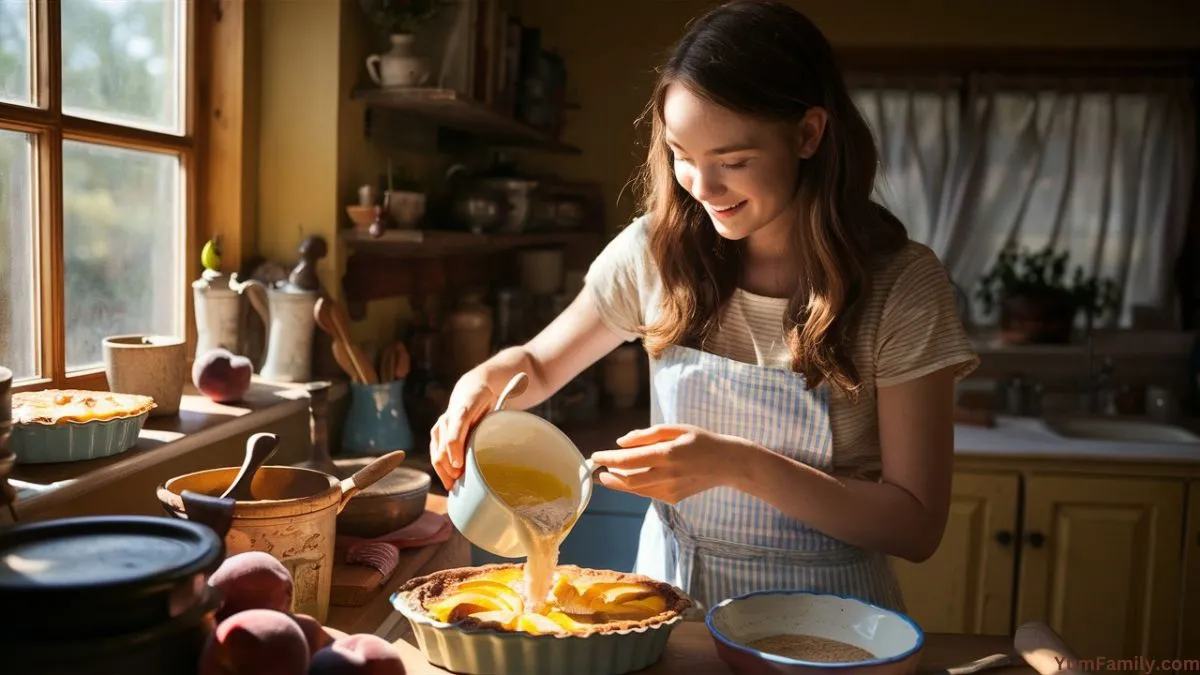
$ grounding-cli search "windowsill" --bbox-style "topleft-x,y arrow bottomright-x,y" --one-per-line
5,378 -> 347,524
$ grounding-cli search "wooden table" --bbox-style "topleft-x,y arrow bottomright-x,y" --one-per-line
389,621 -> 1036,674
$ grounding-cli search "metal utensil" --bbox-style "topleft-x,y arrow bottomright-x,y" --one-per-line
920,652 -> 1020,675
220,433 -> 280,501
494,372 -> 529,411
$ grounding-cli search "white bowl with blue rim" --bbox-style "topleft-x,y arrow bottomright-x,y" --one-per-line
705,589 -> 925,674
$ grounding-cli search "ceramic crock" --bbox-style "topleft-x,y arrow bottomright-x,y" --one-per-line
156,449 -> 406,622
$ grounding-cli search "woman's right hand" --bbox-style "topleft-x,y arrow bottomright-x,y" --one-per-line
430,372 -> 498,491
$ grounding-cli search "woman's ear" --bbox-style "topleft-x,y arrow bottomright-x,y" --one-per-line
795,107 -> 828,159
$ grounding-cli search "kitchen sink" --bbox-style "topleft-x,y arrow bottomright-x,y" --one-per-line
1043,417 -> 1200,444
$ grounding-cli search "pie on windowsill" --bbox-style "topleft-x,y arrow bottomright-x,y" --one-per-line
13,390 -> 157,425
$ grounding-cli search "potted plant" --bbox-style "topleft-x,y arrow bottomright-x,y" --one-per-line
359,0 -> 444,88
976,244 -> 1120,344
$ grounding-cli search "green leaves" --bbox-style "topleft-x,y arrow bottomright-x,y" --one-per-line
975,243 -> 1121,323
359,0 -> 443,35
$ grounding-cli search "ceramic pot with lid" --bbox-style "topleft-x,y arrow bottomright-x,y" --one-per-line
0,515 -> 224,674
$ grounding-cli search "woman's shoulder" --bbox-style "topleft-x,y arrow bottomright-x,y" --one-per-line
592,213 -> 656,274
869,239 -> 951,297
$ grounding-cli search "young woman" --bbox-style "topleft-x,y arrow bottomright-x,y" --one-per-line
429,0 -> 978,612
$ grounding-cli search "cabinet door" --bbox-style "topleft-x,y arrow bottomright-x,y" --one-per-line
892,471 -> 1019,635
1017,475 -> 1184,661
1181,480 -> 1200,659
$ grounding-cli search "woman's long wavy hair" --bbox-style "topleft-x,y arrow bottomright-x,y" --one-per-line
635,0 -> 908,399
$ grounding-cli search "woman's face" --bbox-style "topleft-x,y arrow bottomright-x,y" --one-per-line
663,82 -> 811,243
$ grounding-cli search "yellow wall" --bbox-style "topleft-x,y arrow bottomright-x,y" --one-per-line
251,0 -> 1198,338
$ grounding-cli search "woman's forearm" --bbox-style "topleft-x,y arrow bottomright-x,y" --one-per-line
468,346 -> 556,410
729,439 -> 946,562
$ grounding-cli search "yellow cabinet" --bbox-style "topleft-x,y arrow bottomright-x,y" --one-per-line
1181,481 -> 1200,659
893,471 -> 1019,636
1016,475 -> 1183,661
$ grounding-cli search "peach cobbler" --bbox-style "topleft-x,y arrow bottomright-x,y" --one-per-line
396,563 -> 690,636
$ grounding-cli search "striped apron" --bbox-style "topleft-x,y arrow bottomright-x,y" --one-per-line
632,344 -> 906,613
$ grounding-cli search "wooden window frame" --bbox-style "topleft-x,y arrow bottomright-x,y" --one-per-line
2,0 -> 217,394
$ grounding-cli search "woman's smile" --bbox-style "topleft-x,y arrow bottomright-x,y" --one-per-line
706,200 -> 747,219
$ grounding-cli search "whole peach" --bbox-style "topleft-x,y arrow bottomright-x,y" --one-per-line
193,348 -> 253,403
207,551 -> 293,620
198,609 -> 309,675
308,633 -> 406,674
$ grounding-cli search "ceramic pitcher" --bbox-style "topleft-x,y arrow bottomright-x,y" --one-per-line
240,282 -> 318,383
192,271 -> 257,359
366,34 -> 431,87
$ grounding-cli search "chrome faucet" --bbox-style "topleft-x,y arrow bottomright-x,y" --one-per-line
1080,337 -> 1118,416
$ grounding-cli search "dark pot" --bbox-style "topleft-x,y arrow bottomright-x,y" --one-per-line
0,514 -> 227,675
999,291 -> 1077,344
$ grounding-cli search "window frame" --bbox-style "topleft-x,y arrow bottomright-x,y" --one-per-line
1,0 -> 204,393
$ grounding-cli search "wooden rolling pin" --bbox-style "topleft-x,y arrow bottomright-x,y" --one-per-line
1014,621 -> 1089,674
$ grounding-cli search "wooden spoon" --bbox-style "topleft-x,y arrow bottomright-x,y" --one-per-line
393,342 -> 411,379
314,296 -> 375,384
379,344 -> 396,383
221,433 -> 280,501
332,341 -> 360,383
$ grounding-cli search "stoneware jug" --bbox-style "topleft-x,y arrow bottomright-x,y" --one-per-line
192,271 -> 257,359
240,281 -> 318,383
366,33 -> 431,88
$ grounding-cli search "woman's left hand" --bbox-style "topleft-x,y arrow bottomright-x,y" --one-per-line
589,424 -> 746,503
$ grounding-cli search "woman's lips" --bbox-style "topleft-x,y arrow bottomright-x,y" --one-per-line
707,200 -> 746,219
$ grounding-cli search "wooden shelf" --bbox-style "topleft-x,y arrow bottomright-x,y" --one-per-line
354,86 -> 580,154
340,228 -> 598,259
339,228 -> 605,318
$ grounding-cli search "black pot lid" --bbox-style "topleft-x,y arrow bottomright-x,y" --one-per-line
0,515 -> 223,597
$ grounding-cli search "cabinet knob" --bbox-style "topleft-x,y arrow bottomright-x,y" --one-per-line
1025,531 -> 1046,548
994,530 -> 1013,546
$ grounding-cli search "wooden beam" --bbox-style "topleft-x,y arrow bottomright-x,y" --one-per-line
199,0 -> 257,274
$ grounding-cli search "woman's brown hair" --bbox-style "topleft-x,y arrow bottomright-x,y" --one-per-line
635,0 -> 908,399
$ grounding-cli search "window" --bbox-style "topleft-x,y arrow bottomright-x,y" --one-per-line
1,0 -> 195,390
851,73 -> 1195,329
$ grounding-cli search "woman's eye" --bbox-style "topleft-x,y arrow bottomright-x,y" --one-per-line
720,161 -> 748,170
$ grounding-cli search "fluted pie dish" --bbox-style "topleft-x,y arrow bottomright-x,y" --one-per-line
392,563 -> 692,675
9,390 -> 155,463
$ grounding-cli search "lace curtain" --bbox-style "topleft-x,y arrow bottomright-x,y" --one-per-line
851,75 -> 1196,328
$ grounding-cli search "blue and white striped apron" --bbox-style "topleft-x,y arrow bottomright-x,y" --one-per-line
632,344 -> 906,613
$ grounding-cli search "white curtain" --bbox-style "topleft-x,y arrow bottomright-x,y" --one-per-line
852,75 -> 1196,329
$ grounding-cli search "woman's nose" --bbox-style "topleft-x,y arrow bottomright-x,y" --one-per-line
689,167 -> 725,202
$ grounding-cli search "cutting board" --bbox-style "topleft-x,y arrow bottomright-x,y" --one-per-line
330,541 -> 443,607
330,496 -> 451,607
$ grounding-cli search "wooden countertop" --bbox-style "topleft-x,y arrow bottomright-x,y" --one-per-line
389,621 -> 1036,674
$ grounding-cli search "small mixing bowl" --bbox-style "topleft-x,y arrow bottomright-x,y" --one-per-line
705,589 -> 924,674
